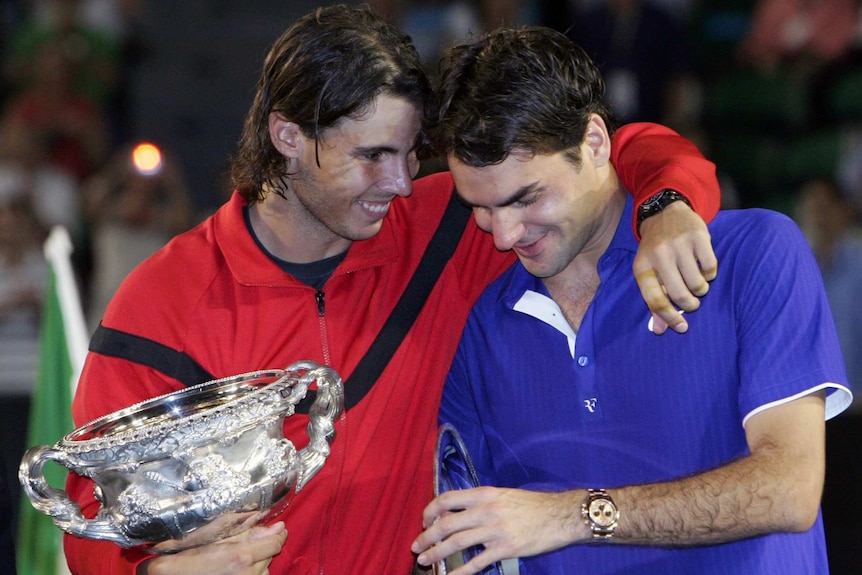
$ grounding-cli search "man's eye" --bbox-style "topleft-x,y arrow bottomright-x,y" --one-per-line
516,196 -> 538,207
364,152 -> 383,161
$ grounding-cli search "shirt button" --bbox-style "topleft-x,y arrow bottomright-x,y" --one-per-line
577,356 -> 589,367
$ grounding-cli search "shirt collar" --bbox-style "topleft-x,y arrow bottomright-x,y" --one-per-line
499,196 -> 636,355
214,191 -> 398,286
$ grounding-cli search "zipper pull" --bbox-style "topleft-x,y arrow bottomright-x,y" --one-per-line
315,290 -> 326,316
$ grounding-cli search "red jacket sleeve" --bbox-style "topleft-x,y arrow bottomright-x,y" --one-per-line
610,122 -> 720,239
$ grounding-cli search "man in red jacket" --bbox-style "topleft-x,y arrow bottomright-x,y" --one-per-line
63,5 -> 720,575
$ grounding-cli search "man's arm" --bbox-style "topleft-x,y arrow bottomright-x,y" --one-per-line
411,393 -> 826,575
612,123 -> 720,232
611,123 -> 721,334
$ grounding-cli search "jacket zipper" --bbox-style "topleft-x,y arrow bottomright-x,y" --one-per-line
315,290 -> 332,365
314,288 -> 342,575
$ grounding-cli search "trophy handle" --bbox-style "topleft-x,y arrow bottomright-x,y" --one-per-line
19,445 -> 131,546
294,364 -> 344,492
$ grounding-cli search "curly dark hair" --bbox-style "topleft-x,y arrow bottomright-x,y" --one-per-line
434,26 -> 617,169
230,5 -> 435,203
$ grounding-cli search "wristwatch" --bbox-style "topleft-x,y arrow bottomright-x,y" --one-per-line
636,189 -> 691,235
581,489 -> 619,541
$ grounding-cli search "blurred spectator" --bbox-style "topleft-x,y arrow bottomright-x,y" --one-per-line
794,177 -> 862,405
0,107 -> 83,235
0,186 -> 48,397
837,128 -> 862,212
29,0 -> 147,143
82,141 -> 194,329
369,0 -> 524,69
567,0 -> 699,127
794,177 -> 862,575
738,0 -> 860,76
32,0 -> 144,45
3,0 -> 122,109
0,35 -> 110,182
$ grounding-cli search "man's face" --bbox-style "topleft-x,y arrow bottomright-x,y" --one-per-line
287,94 -> 421,249
450,147 -> 613,280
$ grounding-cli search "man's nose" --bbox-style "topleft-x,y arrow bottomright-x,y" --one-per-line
379,158 -> 413,197
489,210 -> 524,251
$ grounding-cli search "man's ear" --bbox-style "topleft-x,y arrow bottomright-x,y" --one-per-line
268,112 -> 304,159
584,114 -> 611,168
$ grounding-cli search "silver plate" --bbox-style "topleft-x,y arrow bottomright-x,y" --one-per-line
433,423 -> 518,575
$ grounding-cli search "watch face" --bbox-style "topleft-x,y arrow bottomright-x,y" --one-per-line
588,498 -> 617,528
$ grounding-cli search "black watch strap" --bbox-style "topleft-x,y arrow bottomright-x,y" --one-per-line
636,189 -> 691,235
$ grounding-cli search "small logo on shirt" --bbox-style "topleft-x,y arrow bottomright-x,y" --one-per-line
584,398 -> 598,412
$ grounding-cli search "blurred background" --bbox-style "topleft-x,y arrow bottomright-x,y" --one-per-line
0,0 -> 860,573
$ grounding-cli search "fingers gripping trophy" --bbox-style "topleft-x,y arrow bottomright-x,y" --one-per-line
433,424 -> 520,575
19,360 -> 343,553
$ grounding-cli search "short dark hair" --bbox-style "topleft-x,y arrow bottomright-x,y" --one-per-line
230,5 -> 434,202
434,26 -> 615,168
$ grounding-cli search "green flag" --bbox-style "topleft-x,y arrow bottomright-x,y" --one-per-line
17,227 -> 88,575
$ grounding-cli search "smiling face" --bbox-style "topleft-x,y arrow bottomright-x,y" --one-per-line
450,117 -> 621,281
264,94 -> 422,260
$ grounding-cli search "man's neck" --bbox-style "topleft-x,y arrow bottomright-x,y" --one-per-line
542,186 -> 627,331
248,193 -> 351,263
544,263 -> 601,332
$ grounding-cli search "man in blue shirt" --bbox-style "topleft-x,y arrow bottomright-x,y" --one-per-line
411,27 -> 853,574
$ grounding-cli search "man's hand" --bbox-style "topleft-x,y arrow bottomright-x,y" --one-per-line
634,201 -> 717,334
411,487 -> 582,575
138,519 -> 287,575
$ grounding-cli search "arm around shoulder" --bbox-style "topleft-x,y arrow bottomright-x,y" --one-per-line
612,123 -> 721,333
610,122 -> 720,235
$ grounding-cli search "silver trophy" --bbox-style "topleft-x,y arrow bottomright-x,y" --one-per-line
19,360 -> 343,553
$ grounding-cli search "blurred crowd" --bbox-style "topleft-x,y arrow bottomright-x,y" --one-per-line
0,0 -> 195,379
0,0 -> 197,545
0,0 -> 860,572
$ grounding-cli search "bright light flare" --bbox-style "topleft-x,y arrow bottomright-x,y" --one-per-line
132,142 -> 163,176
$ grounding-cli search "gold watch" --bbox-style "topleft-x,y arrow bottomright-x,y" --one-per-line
581,489 -> 619,541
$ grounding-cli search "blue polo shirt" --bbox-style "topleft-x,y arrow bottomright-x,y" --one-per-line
440,198 -> 852,575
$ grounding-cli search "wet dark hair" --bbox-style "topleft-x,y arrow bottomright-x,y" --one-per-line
230,5 -> 435,202
434,26 -> 616,168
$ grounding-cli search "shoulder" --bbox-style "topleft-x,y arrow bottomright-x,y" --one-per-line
133,217 -> 220,285
711,207 -> 797,233
395,171 -> 456,224
102,213 -> 223,330
710,208 -> 809,260
706,209 -> 828,326
467,261 -> 527,318
385,171 -> 454,238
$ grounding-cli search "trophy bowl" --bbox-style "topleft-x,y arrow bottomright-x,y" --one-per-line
19,360 -> 343,552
